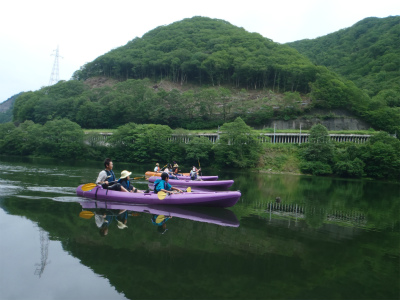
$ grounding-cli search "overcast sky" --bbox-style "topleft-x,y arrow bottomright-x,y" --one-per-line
1,0 -> 399,103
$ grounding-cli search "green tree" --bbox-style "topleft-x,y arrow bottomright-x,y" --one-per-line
213,117 -> 262,168
360,132 -> 400,180
109,123 -> 174,163
37,119 -> 85,159
299,124 -> 334,175
184,136 -> 214,164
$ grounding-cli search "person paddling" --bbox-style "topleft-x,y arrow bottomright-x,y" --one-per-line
118,170 -> 145,193
96,158 -> 127,192
190,166 -> 202,181
154,172 -> 183,194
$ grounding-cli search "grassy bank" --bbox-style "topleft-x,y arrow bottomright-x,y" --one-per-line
258,144 -> 301,174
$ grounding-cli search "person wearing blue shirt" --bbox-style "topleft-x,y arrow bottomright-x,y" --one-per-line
154,172 -> 183,194
118,170 -> 146,193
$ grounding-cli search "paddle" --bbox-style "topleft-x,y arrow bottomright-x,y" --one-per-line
198,159 -> 203,176
133,176 -> 144,180
79,211 -> 94,219
155,215 -> 170,223
81,183 -> 97,191
157,187 -> 191,200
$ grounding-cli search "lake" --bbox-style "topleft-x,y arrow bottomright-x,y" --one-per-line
0,156 -> 398,300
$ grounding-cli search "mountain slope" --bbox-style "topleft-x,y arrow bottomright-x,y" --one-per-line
287,16 -> 400,100
13,17 -> 399,133
0,93 -> 21,123
73,16 -> 320,94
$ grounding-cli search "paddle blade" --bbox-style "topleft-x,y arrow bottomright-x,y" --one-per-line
186,187 -> 191,193
133,176 -> 144,180
81,183 -> 97,191
79,211 -> 94,219
155,215 -> 166,223
157,191 -> 167,200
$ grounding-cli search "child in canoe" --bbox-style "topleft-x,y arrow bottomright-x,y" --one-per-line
154,172 -> 183,194
118,170 -> 146,193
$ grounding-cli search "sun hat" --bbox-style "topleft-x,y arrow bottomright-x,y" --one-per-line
120,170 -> 132,179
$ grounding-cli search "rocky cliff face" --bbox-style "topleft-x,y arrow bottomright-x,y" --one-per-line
0,93 -> 21,113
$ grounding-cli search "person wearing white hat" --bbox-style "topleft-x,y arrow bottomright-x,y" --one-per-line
117,170 -> 145,193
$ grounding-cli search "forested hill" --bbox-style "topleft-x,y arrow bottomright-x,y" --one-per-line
287,16 -> 400,101
73,16 -> 318,93
11,17 -> 398,133
0,93 -> 20,123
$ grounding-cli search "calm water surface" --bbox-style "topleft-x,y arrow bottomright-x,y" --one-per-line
0,156 -> 399,300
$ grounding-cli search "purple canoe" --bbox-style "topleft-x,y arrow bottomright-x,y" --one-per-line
175,175 -> 218,181
79,201 -> 239,227
148,176 -> 234,189
76,185 -> 241,207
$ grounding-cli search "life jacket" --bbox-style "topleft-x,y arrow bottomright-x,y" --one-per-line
105,169 -> 116,182
153,179 -> 167,193
190,169 -> 197,180
118,178 -> 131,191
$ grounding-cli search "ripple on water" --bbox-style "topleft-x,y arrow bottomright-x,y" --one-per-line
26,186 -> 76,194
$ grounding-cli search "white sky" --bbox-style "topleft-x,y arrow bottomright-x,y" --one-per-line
1,0 -> 399,103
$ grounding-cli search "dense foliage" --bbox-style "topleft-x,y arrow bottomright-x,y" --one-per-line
299,124 -> 335,175
10,16 -> 398,133
287,16 -> 400,97
297,124 -> 400,180
0,119 -> 85,159
11,79 -> 303,129
213,117 -> 262,168
73,17 -> 319,94
288,16 -> 400,134
1,120 -> 399,181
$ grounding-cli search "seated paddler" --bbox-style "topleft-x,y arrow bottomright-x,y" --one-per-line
96,158 -> 127,192
154,172 -> 183,194
118,170 -> 145,193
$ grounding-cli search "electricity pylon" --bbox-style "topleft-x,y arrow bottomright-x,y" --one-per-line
48,46 -> 61,86
34,228 -> 50,278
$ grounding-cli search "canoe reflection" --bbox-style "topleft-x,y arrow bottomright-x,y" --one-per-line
79,200 -> 240,229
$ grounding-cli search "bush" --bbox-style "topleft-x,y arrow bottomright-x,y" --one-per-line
213,117 -> 262,168
300,161 -> 332,176
334,158 -> 365,178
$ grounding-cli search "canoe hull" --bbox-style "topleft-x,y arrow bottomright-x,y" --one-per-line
76,185 -> 240,207
145,171 -> 218,181
148,176 -> 234,189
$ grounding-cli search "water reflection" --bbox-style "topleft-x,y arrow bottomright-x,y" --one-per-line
0,156 -> 399,300
78,200 -> 240,236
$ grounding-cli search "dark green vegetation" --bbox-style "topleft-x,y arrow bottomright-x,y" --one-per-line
1,118 -> 399,181
298,124 -> 400,180
8,16 -> 398,133
73,16 -> 317,92
288,16 -> 400,134
3,16 -> 400,180
260,128 -> 400,181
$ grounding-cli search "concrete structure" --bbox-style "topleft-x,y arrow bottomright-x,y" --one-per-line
85,132 -> 371,145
